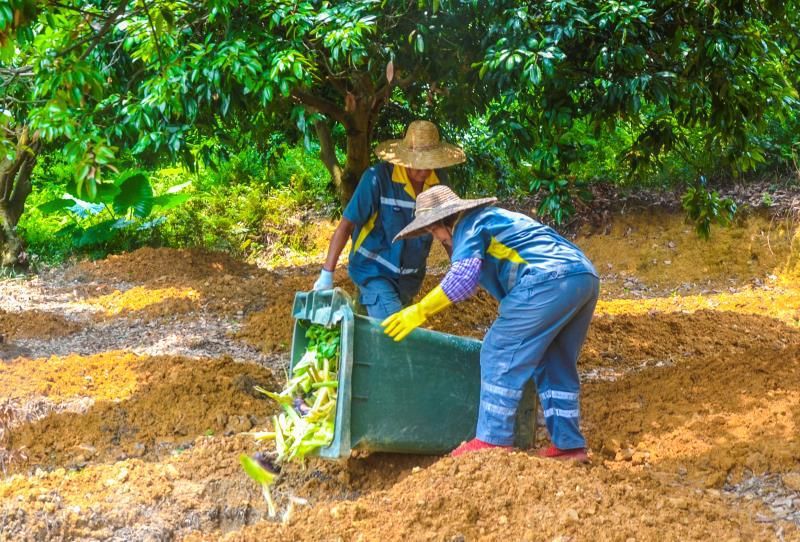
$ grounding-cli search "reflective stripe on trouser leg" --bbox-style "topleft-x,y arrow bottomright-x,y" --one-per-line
532,275 -> 599,449
476,380 -> 523,446
538,388 -> 583,450
477,273 -> 599,448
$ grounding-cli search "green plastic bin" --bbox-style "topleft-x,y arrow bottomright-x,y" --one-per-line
291,288 -> 538,459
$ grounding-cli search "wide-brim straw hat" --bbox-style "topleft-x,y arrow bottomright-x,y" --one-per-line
375,120 -> 466,169
394,185 -> 497,241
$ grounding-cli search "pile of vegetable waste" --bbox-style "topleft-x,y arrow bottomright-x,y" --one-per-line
240,323 -> 341,516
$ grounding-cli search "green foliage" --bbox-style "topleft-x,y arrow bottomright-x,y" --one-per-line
112,171 -> 154,218
34,170 -> 190,258
479,1 -> 798,169
153,144 -> 334,263
681,178 -> 738,240
529,177 -> 592,225
5,0 -> 800,251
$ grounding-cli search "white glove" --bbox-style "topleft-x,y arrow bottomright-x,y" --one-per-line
313,269 -> 334,291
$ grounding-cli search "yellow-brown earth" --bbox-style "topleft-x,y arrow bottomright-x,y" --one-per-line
0,207 -> 798,541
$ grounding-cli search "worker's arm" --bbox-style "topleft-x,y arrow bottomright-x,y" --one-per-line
323,218 -> 355,272
314,166 -> 380,291
381,258 -> 482,341
382,285 -> 452,342
314,218 -> 355,290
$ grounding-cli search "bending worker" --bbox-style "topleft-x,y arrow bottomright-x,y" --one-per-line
314,121 -> 465,319
382,186 -> 599,461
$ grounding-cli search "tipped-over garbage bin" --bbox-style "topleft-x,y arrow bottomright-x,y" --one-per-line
291,288 -> 537,459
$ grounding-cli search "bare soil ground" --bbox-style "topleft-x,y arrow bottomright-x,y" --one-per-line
0,208 -> 798,541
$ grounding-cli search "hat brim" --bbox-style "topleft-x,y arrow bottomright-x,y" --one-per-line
393,197 -> 497,242
375,140 -> 466,169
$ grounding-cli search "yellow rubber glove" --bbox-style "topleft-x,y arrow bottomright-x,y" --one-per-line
381,285 -> 452,342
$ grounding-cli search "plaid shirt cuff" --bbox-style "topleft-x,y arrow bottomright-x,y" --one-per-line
441,258 -> 482,303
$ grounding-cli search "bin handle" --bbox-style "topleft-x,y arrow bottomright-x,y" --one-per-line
292,288 -> 354,327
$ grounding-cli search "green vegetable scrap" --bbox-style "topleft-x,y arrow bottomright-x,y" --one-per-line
239,453 -> 277,517
242,323 -> 341,515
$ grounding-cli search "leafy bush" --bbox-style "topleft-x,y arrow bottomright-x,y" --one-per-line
529,177 -> 593,225
19,142 -> 337,264
33,171 -> 190,260
681,178 -> 738,240
154,145 -> 336,263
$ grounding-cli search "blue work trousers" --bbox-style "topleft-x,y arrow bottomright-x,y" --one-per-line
357,277 -> 413,320
477,272 -> 599,449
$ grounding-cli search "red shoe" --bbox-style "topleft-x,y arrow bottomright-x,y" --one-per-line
536,445 -> 589,463
451,438 -> 512,457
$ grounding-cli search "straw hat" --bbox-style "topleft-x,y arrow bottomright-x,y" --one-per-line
375,120 -> 466,169
394,186 -> 497,241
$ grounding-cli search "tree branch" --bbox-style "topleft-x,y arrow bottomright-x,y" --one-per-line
0,67 -> 33,77
77,0 -> 129,62
314,117 -> 343,191
291,89 -> 350,127
302,37 -> 349,95
141,0 -> 166,68
46,1 -> 114,19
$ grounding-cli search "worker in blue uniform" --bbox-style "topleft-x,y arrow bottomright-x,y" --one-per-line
382,186 -> 599,461
313,121 -> 466,319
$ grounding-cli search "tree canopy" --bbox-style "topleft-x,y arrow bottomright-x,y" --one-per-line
1,0 -> 799,264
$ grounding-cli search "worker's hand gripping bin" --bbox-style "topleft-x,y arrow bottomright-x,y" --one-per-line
291,288 -> 538,459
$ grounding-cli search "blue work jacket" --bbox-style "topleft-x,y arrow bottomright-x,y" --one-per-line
451,206 -> 598,301
343,162 -> 446,299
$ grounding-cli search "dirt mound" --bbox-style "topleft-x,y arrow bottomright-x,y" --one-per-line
235,268 -> 356,352
580,309 -> 800,372
0,434 -> 267,540
0,351 -> 140,404
274,453 -> 441,504
0,309 -> 80,341
596,283 -> 800,325
70,247 -> 280,318
70,247 -> 256,284
86,286 -> 201,319
4,354 -> 278,472
201,451 -> 786,542
583,311 -> 800,487
67,248 -> 319,321
579,209 -> 795,296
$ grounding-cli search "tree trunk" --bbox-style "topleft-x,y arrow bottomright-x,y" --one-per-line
0,126 -> 39,268
314,118 -> 345,197
339,107 -> 372,204
311,102 -> 376,204
0,206 -> 24,267
294,83 -> 390,205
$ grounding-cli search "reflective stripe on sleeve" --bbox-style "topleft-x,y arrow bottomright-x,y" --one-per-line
507,261 -> 520,292
356,247 -> 419,275
380,197 -> 416,209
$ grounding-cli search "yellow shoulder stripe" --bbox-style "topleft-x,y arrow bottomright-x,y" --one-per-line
353,211 -> 378,253
487,236 -> 527,264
